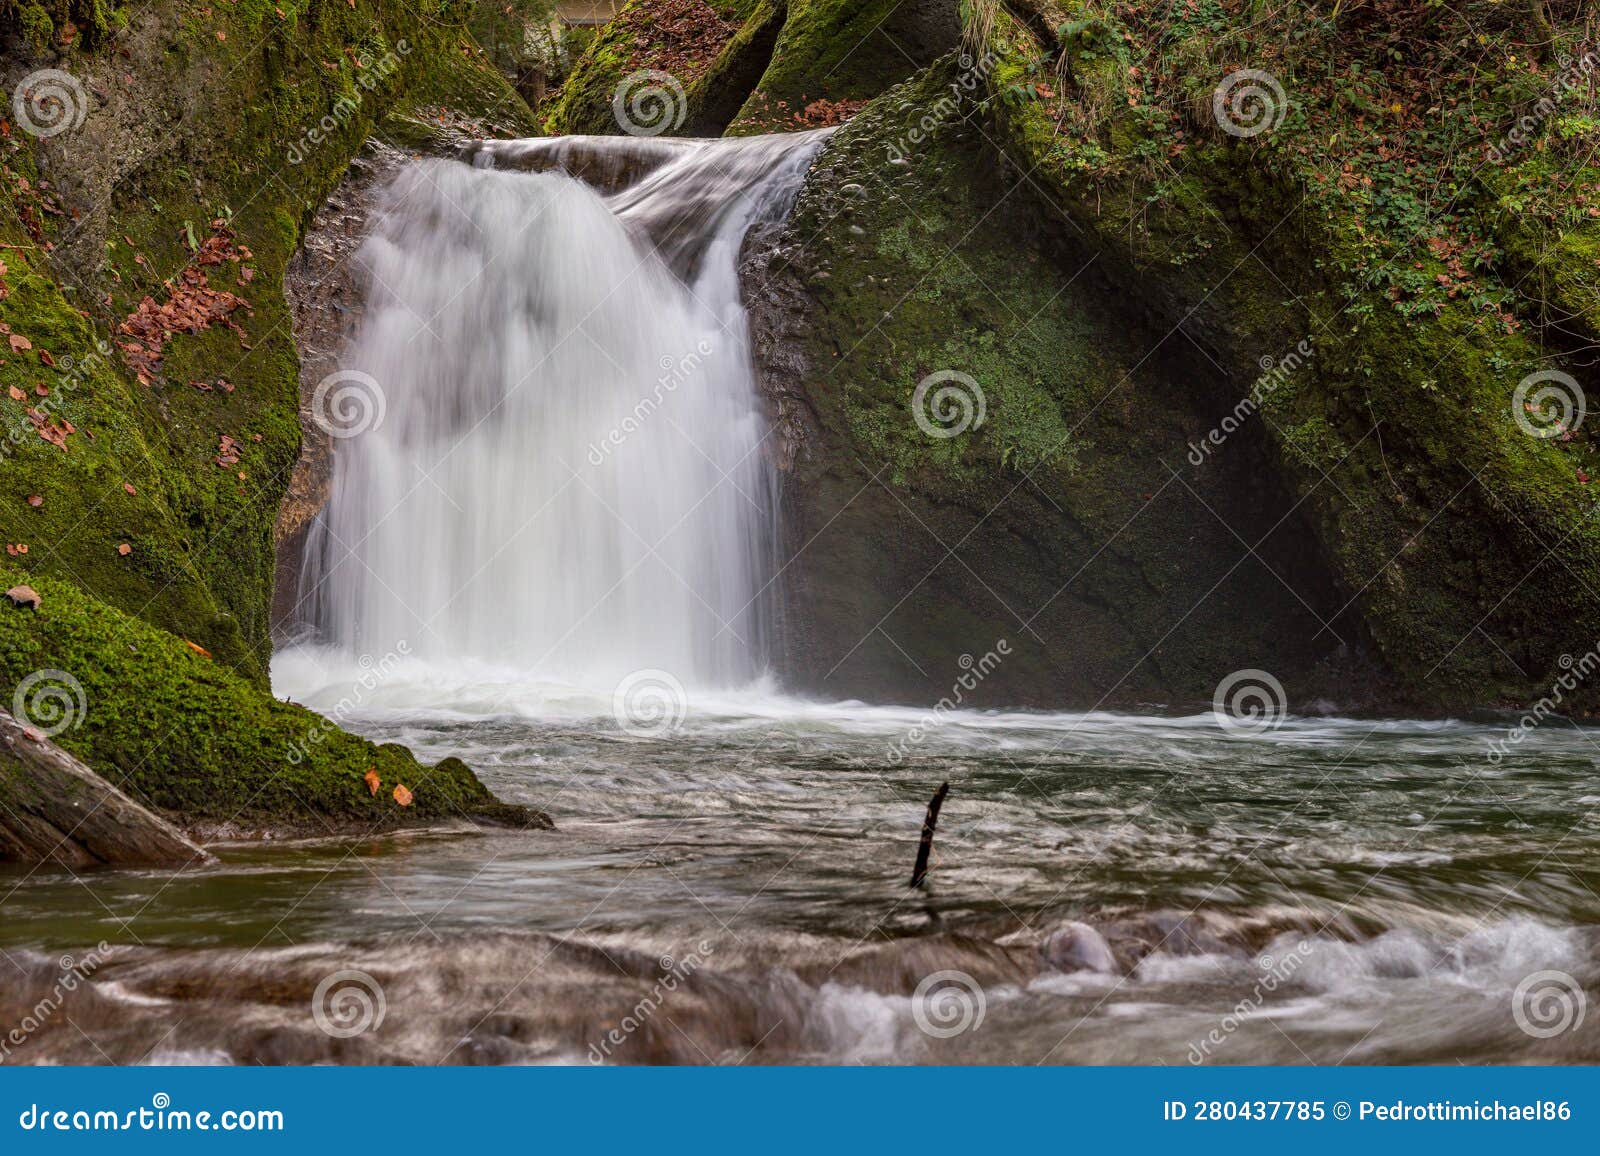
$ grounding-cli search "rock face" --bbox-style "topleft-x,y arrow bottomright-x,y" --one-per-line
743,67 -> 1376,709
275,143 -> 410,638
735,0 -> 1600,715
0,710 -> 212,867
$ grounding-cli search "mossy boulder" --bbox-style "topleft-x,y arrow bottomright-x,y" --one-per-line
748,62 -> 1369,708
0,570 -> 546,829
0,0 -> 546,827
727,0 -> 960,133
542,0 -> 750,135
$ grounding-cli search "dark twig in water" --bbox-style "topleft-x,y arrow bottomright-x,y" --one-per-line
910,782 -> 949,889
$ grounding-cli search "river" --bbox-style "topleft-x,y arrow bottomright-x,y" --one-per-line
1,130 -> 1594,1067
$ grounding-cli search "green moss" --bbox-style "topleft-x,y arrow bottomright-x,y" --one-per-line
14,2 -> 52,46
0,570 -> 543,828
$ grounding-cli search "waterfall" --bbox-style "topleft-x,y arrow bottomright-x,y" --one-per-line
289,131 -> 829,694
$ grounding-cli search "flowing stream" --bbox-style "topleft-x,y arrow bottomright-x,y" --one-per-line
2,132 -> 1597,1066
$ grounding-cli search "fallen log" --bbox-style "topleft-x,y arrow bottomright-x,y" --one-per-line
0,709 -> 213,868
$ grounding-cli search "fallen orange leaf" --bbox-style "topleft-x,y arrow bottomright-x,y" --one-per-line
364,767 -> 381,796
392,783 -> 413,807
183,639 -> 211,658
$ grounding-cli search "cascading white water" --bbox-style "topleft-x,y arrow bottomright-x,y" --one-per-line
289,131 -> 829,695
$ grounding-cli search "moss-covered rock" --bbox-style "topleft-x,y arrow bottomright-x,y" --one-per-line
749,62 -> 1371,708
542,0 -> 747,135
0,570 -> 547,829
962,1 -> 1600,708
544,0 -> 963,137
0,0 -> 546,826
727,0 -> 960,132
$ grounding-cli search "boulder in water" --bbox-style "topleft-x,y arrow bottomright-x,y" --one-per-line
1041,921 -> 1118,975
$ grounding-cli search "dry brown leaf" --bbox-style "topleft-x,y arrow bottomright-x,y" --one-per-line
4,584 -> 41,609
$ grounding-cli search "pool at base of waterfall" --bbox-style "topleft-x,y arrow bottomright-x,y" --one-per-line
3,662 -> 1597,1065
